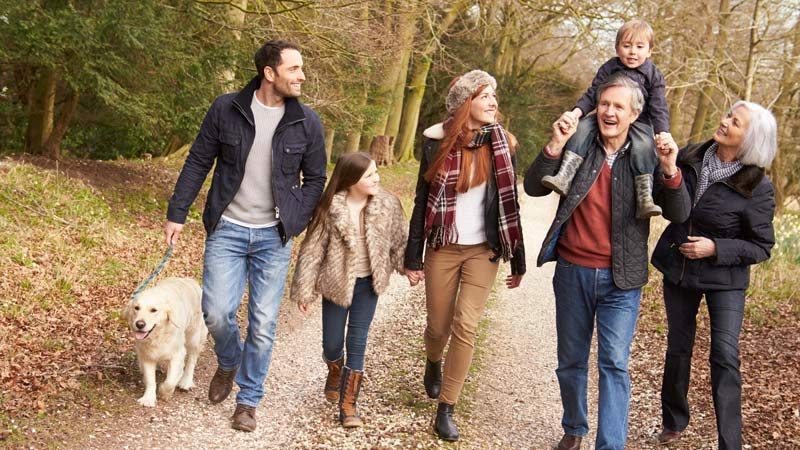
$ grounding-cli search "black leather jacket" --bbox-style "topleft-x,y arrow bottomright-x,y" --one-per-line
404,137 -> 526,275
167,76 -> 327,243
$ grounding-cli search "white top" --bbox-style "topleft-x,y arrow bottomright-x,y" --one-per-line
222,93 -> 284,228
455,181 -> 487,245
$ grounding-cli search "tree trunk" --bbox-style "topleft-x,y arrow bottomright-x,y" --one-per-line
344,131 -> 361,154
394,0 -> 471,161
220,0 -> 248,88
324,127 -> 335,161
369,135 -> 394,166
771,19 -> 800,214
25,67 -> 57,155
689,0 -> 731,143
743,0 -> 761,102
43,88 -> 79,159
395,55 -> 432,161
385,45 -> 412,140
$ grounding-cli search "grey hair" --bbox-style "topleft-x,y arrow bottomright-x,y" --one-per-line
596,73 -> 645,115
731,100 -> 778,168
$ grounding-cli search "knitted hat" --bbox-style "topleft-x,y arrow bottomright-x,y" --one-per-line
445,70 -> 497,114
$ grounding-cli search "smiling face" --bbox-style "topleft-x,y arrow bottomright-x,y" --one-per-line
596,85 -> 640,144
348,161 -> 380,198
266,48 -> 305,98
467,85 -> 498,129
616,32 -> 652,70
713,106 -> 751,150
126,293 -> 168,341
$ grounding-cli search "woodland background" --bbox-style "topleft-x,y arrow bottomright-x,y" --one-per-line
0,0 -> 799,448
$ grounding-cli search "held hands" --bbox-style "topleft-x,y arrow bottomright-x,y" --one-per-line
297,302 -> 311,317
679,236 -> 717,259
548,111 -> 580,156
405,269 -> 425,286
505,274 -> 523,289
655,132 -> 679,176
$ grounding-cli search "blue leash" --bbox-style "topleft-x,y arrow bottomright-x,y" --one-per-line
129,245 -> 174,300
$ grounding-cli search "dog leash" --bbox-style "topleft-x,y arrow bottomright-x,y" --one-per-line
129,245 -> 174,300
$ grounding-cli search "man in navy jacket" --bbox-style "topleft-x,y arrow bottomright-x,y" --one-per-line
164,40 -> 326,431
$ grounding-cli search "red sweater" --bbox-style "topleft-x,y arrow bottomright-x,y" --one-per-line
557,162 -> 612,268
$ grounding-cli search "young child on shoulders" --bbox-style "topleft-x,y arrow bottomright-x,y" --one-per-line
542,19 -> 672,219
290,152 -> 407,429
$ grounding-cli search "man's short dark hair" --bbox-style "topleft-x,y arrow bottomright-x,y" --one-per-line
254,40 -> 301,79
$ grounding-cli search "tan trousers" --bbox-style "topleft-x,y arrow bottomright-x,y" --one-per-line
424,243 -> 499,404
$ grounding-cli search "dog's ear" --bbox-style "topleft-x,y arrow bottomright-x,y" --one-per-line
165,301 -> 188,329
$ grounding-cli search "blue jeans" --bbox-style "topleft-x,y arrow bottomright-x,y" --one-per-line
321,277 -> 379,371
553,258 -> 642,450
202,218 -> 293,407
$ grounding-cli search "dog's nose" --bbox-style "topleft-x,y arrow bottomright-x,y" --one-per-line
135,320 -> 146,330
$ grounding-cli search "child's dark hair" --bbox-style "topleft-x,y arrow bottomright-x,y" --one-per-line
307,152 -> 375,236
254,40 -> 301,79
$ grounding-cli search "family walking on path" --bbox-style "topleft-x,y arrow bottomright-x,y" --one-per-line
134,14 -> 779,449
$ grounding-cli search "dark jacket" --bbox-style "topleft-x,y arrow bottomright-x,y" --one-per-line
524,138 -> 687,290
651,140 -> 775,290
404,133 -> 526,275
575,58 -> 670,134
167,76 -> 327,243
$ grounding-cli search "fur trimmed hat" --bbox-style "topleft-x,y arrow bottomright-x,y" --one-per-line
445,70 -> 497,114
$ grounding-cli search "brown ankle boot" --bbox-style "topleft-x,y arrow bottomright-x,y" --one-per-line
231,403 -> 256,432
338,367 -> 364,428
208,366 -> 237,404
324,356 -> 344,403
635,173 -> 662,218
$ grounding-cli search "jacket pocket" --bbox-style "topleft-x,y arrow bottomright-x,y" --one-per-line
219,132 -> 241,164
282,142 -> 307,174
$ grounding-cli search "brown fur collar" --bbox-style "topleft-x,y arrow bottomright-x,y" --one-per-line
328,187 -> 399,250
678,139 -> 765,198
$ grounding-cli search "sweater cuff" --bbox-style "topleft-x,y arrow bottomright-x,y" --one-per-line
662,168 -> 683,189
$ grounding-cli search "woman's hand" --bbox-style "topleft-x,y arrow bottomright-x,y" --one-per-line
655,132 -> 679,176
297,302 -> 311,316
505,274 -> 523,289
679,236 -> 717,259
406,269 -> 425,286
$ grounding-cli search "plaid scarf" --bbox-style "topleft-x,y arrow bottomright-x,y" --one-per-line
694,143 -> 743,205
424,122 -> 521,261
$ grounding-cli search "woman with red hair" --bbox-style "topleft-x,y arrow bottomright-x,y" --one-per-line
404,70 -> 526,441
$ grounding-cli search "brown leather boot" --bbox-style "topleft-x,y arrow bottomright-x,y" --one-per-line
324,356 -> 344,403
338,367 -> 364,428
208,366 -> 237,404
556,434 -> 582,450
657,428 -> 681,444
231,403 -> 256,432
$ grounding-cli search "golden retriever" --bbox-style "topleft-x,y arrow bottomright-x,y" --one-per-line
123,277 -> 208,407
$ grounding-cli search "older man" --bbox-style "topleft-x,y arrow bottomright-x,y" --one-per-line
524,73 -> 684,450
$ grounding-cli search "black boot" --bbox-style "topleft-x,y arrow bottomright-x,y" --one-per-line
434,402 -> 459,441
424,359 -> 442,399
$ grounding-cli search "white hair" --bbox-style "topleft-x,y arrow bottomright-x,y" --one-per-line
596,73 -> 645,115
732,100 -> 778,168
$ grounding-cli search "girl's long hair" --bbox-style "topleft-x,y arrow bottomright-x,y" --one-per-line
424,84 -> 516,193
306,152 -> 374,237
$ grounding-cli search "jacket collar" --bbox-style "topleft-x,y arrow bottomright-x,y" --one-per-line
233,76 -> 306,129
328,188 -> 393,250
678,139 -> 765,198
423,122 -> 445,140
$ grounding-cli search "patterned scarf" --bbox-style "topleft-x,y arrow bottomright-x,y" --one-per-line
424,122 -> 521,261
694,142 -> 743,205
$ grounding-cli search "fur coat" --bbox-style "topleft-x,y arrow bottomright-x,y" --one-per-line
290,187 -> 407,308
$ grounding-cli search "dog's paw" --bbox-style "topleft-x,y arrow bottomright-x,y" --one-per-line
158,384 -> 176,400
176,380 -> 195,391
137,395 -> 157,407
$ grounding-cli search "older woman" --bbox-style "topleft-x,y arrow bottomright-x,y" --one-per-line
651,101 -> 777,450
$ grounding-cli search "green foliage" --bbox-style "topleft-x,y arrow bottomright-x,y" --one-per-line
0,0 -> 245,158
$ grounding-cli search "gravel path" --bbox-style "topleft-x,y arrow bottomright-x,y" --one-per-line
54,192 -> 602,450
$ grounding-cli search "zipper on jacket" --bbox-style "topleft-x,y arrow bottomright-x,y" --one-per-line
679,219 -> 692,282
275,206 -> 280,219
